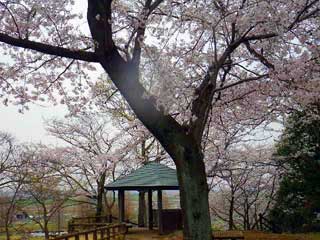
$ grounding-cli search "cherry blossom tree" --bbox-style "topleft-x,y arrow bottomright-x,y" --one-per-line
1,160 -> 28,240
0,1 -> 319,239
18,145 -> 76,240
0,132 -> 16,189
209,143 -> 279,230
45,112 -> 129,218
0,133 -> 28,240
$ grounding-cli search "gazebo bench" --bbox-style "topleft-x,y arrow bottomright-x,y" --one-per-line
122,223 -> 133,233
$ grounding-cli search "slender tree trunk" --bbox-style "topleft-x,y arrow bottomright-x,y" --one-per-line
104,191 -> 116,223
5,205 -> 12,240
96,173 -> 106,221
242,201 -> 249,230
96,185 -> 104,220
44,222 -> 50,240
5,222 -> 10,240
229,195 -> 235,230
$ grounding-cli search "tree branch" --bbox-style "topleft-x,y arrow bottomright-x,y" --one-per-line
132,0 -> 164,64
213,74 -> 268,94
0,33 -> 99,62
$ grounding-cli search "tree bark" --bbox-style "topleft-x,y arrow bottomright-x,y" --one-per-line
96,173 -> 106,220
173,143 -> 212,240
44,221 -> 50,240
5,222 -> 10,240
229,194 -> 235,230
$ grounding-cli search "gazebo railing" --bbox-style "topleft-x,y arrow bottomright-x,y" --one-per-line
68,215 -> 113,232
68,215 -> 138,232
70,215 -> 113,223
53,224 -> 127,240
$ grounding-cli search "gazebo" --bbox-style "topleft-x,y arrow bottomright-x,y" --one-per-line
105,162 -> 182,234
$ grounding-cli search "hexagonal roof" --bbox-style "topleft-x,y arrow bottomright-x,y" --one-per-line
105,162 -> 179,190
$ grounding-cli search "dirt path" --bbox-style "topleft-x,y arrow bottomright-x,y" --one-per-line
125,228 -> 181,240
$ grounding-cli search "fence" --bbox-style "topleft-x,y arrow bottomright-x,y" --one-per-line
68,215 -> 113,232
53,224 -> 126,240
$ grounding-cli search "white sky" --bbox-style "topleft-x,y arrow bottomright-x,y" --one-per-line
0,104 -> 67,145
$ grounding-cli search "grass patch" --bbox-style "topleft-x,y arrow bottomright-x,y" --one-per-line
0,234 -> 43,240
243,231 -> 320,240
306,232 -> 320,240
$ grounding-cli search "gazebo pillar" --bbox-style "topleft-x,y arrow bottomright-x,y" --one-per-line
148,189 -> 153,230
157,190 -> 163,234
138,191 -> 146,227
118,190 -> 125,222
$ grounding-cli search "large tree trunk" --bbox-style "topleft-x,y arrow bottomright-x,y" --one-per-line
173,143 -> 212,240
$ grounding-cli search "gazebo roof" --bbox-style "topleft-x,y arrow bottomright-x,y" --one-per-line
105,162 -> 179,190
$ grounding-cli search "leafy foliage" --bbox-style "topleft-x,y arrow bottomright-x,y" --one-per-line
270,102 -> 320,232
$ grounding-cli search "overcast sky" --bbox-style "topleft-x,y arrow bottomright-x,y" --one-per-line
0,104 -> 67,145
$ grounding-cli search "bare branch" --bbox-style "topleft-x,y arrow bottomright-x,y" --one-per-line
0,33 -> 99,62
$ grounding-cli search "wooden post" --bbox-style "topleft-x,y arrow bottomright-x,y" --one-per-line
67,219 -> 74,233
106,228 -> 110,240
138,191 -> 146,227
157,190 -> 163,234
93,230 -> 97,240
118,190 -> 125,222
100,229 -> 104,240
112,227 -> 115,239
148,189 -> 153,230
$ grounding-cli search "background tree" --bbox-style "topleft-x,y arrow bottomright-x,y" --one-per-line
19,145 -> 76,240
210,145 -> 278,230
0,132 -> 27,240
0,132 -> 15,189
0,1 -> 319,239
1,168 -> 27,240
269,102 -> 320,232
46,112 -> 121,217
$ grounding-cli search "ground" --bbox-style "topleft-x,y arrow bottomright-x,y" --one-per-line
1,228 -> 320,240
124,229 -> 320,240
125,228 -> 181,240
